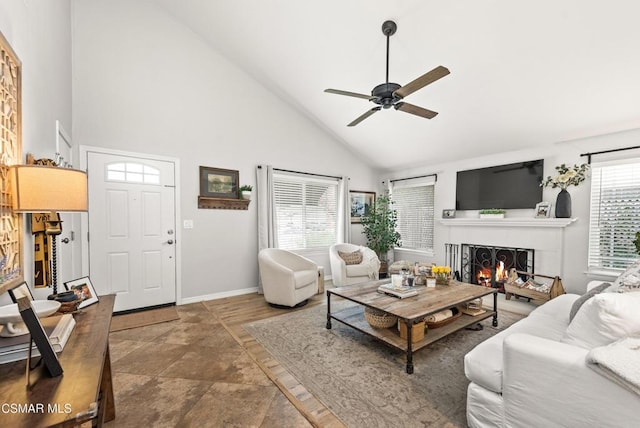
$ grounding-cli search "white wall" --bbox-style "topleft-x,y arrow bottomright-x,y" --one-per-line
71,0 -> 379,301
0,0 -> 72,304
386,128 -> 640,294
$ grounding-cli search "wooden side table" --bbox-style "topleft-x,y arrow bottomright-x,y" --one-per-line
0,295 -> 116,427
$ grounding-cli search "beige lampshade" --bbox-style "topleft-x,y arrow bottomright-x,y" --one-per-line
10,165 -> 88,212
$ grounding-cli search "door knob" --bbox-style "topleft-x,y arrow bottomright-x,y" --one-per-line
165,239 -> 174,245
61,238 -> 70,244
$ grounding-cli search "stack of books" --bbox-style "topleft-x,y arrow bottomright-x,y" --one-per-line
377,283 -> 418,299
0,314 -> 76,364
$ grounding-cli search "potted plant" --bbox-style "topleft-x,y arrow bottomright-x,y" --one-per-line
479,208 -> 506,219
360,194 -> 402,276
541,163 -> 589,218
239,185 -> 253,200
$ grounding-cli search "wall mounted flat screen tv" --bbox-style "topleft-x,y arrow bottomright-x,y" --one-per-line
456,160 -> 544,210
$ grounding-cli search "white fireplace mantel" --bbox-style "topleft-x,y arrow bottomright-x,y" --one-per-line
439,218 -> 578,228
439,217 -> 578,280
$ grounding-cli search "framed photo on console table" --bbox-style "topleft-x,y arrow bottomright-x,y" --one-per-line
17,297 -> 63,377
7,281 -> 34,303
535,202 -> 551,218
64,276 -> 99,309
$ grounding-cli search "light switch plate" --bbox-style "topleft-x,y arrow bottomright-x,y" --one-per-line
183,219 -> 194,229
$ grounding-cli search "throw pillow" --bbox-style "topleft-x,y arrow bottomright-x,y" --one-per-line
609,260 -> 640,293
561,292 -> 640,349
338,250 -> 363,265
569,282 -> 611,322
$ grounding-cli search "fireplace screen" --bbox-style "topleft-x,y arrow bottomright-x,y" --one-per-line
460,244 -> 534,291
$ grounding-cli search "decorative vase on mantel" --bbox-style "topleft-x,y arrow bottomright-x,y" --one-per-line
555,189 -> 571,218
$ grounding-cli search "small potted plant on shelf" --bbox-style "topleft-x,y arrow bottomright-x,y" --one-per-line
479,208 -> 506,219
239,185 -> 253,200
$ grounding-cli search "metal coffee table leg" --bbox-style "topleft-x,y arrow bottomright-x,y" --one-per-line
492,291 -> 498,327
405,320 -> 414,374
326,290 -> 332,329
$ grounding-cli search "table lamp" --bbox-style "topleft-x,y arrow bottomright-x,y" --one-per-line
10,165 -> 88,295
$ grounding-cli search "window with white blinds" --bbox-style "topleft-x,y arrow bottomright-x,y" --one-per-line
391,182 -> 435,252
273,171 -> 338,251
588,160 -> 640,271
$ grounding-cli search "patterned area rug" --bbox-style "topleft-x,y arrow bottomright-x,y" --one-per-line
244,301 -> 523,427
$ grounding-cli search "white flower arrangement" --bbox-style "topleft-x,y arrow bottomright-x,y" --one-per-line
541,163 -> 589,190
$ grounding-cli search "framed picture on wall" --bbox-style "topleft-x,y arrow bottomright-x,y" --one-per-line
199,166 -> 239,199
350,191 -> 376,223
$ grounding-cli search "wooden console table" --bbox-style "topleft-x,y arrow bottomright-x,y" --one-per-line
0,295 -> 116,427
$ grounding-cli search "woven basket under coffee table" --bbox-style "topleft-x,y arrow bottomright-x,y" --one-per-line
364,307 -> 398,329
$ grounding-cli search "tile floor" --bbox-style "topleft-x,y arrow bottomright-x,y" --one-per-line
106,301 -> 312,428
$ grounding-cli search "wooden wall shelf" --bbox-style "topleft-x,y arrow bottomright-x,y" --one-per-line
198,196 -> 250,210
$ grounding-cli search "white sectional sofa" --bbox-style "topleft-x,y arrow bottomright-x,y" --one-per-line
464,286 -> 640,427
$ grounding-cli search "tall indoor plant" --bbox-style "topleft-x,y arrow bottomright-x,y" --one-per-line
360,194 -> 401,275
541,163 -> 589,218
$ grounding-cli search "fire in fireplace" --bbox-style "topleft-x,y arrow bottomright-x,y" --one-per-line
460,244 -> 534,291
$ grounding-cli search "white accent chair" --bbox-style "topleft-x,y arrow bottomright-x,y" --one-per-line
329,243 -> 380,287
258,248 -> 318,307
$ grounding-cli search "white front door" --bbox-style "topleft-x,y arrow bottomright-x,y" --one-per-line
87,152 -> 176,312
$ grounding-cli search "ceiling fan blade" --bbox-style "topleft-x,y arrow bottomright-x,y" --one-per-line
325,88 -> 374,100
394,65 -> 450,99
348,107 -> 381,127
395,102 -> 438,119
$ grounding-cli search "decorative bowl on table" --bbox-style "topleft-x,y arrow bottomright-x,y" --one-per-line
0,300 -> 61,337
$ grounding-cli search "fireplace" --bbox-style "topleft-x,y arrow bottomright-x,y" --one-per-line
460,244 -> 534,291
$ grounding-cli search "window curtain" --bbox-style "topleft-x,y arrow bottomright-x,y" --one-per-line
337,176 -> 351,243
256,165 -> 277,293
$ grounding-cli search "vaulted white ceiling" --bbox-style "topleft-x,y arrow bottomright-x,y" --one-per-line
152,0 -> 640,171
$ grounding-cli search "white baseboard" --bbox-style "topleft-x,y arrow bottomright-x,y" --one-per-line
179,286 -> 259,305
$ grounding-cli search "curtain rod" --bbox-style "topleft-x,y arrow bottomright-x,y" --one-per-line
389,173 -> 437,183
257,165 -> 342,180
580,145 -> 640,164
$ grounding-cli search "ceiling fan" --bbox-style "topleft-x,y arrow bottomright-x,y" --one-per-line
325,20 -> 450,127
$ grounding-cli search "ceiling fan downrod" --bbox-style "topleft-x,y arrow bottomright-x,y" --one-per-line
382,20 -> 397,84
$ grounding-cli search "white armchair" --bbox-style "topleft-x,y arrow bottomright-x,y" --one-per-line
329,243 -> 380,287
258,248 -> 318,307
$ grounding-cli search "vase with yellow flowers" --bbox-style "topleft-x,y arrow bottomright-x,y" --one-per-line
541,163 -> 589,218
432,266 -> 452,285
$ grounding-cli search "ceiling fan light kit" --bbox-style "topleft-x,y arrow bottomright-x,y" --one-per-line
325,20 -> 450,126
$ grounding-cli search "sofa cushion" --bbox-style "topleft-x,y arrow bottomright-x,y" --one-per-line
569,282 -> 611,322
293,269 -> 317,289
464,293 -> 578,393
608,260 -> 640,293
345,264 -> 370,277
338,250 -> 363,265
562,292 -> 640,349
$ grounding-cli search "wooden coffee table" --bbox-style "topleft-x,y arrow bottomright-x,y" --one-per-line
326,279 -> 498,373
